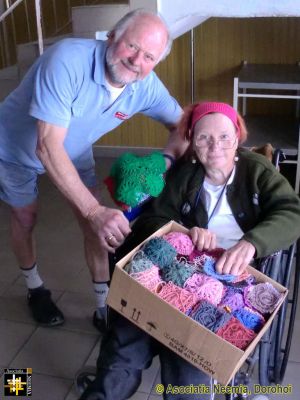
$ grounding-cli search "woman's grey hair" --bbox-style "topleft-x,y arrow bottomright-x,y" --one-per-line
108,8 -> 173,62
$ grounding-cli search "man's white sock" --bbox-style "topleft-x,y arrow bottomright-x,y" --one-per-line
20,263 -> 43,290
93,281 -> 109,319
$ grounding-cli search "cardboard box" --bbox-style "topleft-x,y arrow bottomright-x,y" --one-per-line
107,221 -> 287,385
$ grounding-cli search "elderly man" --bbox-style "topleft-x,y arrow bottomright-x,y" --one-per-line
0,9 -> 186,329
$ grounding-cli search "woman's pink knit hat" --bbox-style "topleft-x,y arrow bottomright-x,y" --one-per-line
190,102 -> 240,138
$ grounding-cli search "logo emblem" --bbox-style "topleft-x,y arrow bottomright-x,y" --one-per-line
4,368 -> 32,397
115,111 -> 129,120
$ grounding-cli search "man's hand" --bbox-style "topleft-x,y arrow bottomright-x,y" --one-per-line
216,239 -> 256,276
88,205 -> 131,252
189,227 -> 217,251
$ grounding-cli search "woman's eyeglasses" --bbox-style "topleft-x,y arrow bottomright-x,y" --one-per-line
194,135 -> 237,149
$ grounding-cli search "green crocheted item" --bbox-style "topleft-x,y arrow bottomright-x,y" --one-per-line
109,152 -> 167,207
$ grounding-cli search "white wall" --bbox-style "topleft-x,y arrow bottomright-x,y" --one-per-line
158,0 -> 300,38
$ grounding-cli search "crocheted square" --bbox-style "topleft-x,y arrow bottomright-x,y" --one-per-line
124,250 -> 155,274
130,266 -> 163,292
189,247 -> 225,262
142,237 -> 177,269
232,307 -> 265,332
244,282 -> 283,314
202,257 -> 236,282
104,176 -> 129,210
216,317 -> 257,350
187,301 -> 231,333
163,232 -> 195,256
225,275 -> 256,292
157,281 -> 199,313
184,273 -> 224,306
220,289 -> 245,312
106,152 -> 166,207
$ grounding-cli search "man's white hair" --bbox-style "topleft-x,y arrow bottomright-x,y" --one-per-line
107,8 -> 173,62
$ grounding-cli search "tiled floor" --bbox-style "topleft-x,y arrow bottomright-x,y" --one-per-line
0,156 -> 300,400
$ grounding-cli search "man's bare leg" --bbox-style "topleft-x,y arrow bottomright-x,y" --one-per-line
10,201 -> 64,326
71,187 -> 111,332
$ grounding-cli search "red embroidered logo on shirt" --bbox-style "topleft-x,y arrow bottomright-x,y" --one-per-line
115,111 -> 129,120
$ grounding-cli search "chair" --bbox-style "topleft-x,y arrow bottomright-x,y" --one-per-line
225,150 -> 300,399
258,240 -> 299,386
225,239 -> 299,400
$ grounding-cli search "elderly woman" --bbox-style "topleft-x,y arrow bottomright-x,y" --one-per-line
79,102 -> 300,400
120,101 -> 300,273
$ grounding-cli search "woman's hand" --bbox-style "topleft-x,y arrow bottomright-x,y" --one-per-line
215,239 -> 256,276
189,227 -> 217,251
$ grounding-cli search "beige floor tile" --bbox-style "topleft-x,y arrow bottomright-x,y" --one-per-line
66,387 -> 151,400
56,291 -> 96,334
35,211 -> 82,246
150,368 -> 162,395
0,365 -> 6,377
149,387 -> 163,399
65,384 -> 79,400
289,318 -> 300,363
0,280 -> 9,295
138,356 -> 161,394
0,244 -> 21,284
11,373 -> 73,400
0,320 -> 36,365
11,327 -> 98,379
254,361 -> 300,400
30,230 -> 85,292
275,302 -> 300,365
281,361 -> 300,399
84,338 -> 102,366
64,267 -> 94,295
128,392 -> 149,400
0,283 -> 63,325
13,257 -> 85,293
0,284 -> 33,325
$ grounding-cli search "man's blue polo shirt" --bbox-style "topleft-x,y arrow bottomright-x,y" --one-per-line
0,38 -> 182,173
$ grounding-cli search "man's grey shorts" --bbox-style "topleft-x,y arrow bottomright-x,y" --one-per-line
0,150 -> 98,208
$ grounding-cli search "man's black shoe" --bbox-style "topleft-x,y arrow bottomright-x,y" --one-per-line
27,287 -> 65,326
92,311 -> 107,333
